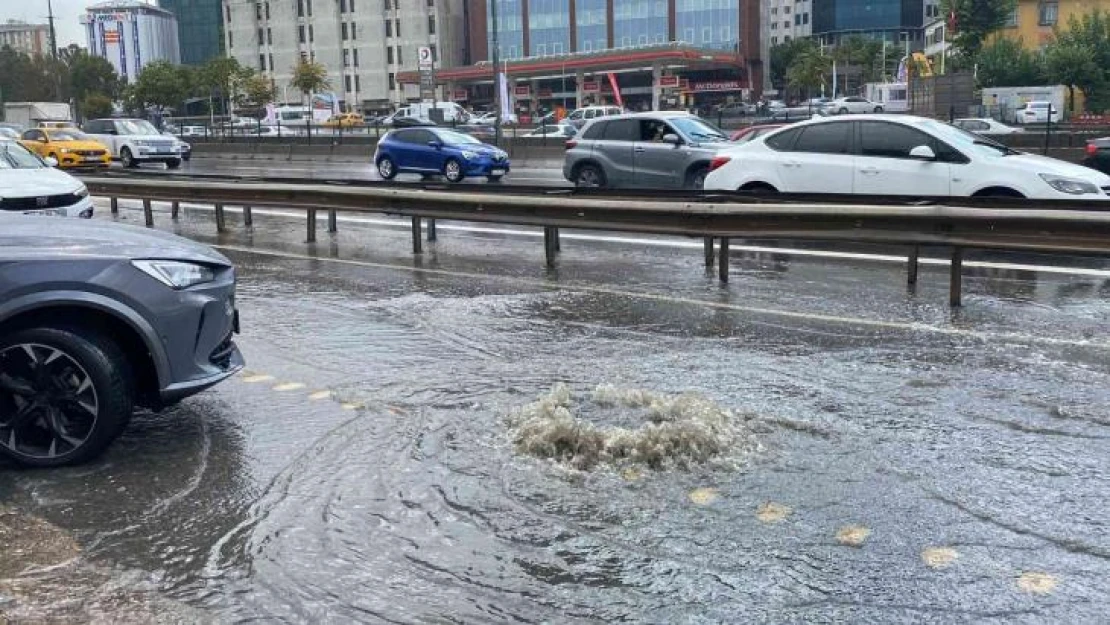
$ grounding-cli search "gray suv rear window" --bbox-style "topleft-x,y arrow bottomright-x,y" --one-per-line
582,121 -> 606,140
601,119 -> 638,141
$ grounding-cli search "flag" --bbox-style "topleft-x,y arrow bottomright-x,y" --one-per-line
499,71 -> 512,121
607,73 -> 623,109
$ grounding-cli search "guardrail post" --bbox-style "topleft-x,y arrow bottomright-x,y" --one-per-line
552,227 -> 560,251
949,247 -> 963,307
427,219 -> 437,241
411,217 -> 423,254
214,203 -> 226,232
327,209 -> 337,233
907,245 -> 920,285
718,237 -> 730,283
142,199 -> 154,227
544,226 -> 557,268
243,205 -> 253,227
306,209 -> 317,242
110,197 -> 118,214
171,201 -> 180,220
704,237 -> 714,267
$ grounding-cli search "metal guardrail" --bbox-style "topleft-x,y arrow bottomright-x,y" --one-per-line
82,175 -> 1110,307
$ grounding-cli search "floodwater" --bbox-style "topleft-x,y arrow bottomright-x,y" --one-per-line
3,201 -> 1110,622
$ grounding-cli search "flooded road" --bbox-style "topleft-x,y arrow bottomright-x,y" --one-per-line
3,199 -> 1110,622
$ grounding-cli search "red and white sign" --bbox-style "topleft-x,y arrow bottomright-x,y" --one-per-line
453,89 -> 468,101
581,80 -> 600,93
689,80 -> 746,93
658,75 -> 680,88
514,85 -> 531,98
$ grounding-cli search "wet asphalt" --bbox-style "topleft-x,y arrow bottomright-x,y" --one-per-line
2,196 -> 1110,623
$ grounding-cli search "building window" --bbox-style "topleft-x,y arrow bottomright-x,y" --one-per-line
255,3 -> 262,20
387,46 -> 394,63
771,22 -> 778,30
353,48 -> 359,66
388,72 -> 395,90
265,2 -> 270,19
784,6 -> 791,14
795,14 -> 800,25
537,43 -> 546,56
772,36 -> 778,44
1038,2 -> 1057,25
803,13 -> 808,24
340,0 -> 346,11
343,49 -> 350,66
771,7 -> 777,14
309,25 -> 314,41
428,15 -> 435,35
345,75 -> 352,92
342,22 -> 348,39
267,28 -> 272,44
226,5 -> 230,22
259,54 -> 265,70
784,21 -> 790,28
269,53 -> 274,69
427,0 -> 433,6
383,0 -> 389,9
355,75 -> 360,91
396,46 -> 402,64
299,25 -> 305,43
785,35 -> 791,41
351,22 -> 357,39
386,20 -> 392,37
307,0 -> 313,16
228,31 -> 233,47
394,19 -> 399,37
1004,6 -> 1019,26
297,0 -> 304,17
350,0 -> 355,11
429,44 -> 436,60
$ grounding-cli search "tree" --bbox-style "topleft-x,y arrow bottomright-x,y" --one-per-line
81,93 -> 114,119
770,38 -> 819,91
290,59 -> 330,101
241,73 -> 276,107
198,56 -> 245,114
976,37 -> 1047,88
941,0 -> 1017,59
1046,42 -> 1102,114
786,49 -> 833,98
128,61 -> 191,114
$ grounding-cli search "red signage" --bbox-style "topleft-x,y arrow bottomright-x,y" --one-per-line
658,75 -> 680,88
453,89 -> 468,101
689,80 -> 746,92
581,80 -> 600,93
514,85 -> 531,98
538,88 -> 553,98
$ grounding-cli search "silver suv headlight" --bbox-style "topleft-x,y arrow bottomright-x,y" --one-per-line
132,260 -> 215,289
1039,174 -> 1100,195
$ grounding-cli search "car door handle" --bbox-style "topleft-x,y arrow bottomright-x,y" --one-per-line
859,167 -> 880,175
783,160 -> 801,168
634,147 -> 646,153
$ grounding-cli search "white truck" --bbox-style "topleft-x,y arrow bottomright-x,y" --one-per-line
3,102 -> 73,129
387,102 -> 469,124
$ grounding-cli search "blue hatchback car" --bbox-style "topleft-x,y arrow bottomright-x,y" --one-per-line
374,127 -> 511,183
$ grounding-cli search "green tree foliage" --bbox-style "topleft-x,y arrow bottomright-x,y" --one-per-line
833,35 -> 885,82
942,0 -> 1018,59
198,56 -> 246,114
769,38 -> 818,91
786,49 -> 833,96
81,93 -> 114,119
290,59 -> 330,99
976,37 -> 1047,87
241,73 -> 276,107
1051,10 -> 1110,111
126,61 -> 191,114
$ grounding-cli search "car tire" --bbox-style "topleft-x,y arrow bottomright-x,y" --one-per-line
739,182 -> 779,194
377,156 -> 397,180
121,147 -> 138,168
838,108 -> 849,115
443,158 -> 464,183
0,327 -> 134,468
686,166 -> 709,190
574,164 -> 606,188
166,158 -> 182,169
182,154 -> 191,162
873,106 -> 884,113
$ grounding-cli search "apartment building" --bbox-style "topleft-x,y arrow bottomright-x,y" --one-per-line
0,21 -> 50,57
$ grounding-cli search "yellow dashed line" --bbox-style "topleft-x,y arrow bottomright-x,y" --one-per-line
272,382 -> 306,392
1017,571 -> 1059,594
308,390 -> 333,400
756,501 -> 792,523
340,402 -> 364,410
688,487 -> 719,506
835,525 -> 871,547
241,374 -> 275,383
921,547 -> 959,569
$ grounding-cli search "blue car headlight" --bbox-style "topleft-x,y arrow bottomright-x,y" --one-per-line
461,150 -> 480,160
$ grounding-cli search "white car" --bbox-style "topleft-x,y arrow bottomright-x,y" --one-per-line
953,118 -> 1022,136
471,111 -> 518,126
1016,101 -> 1061,125
180,125 -> 208,137
83,118 -> 182,168
257,125 -> 300,137
523,123 -> 576,138
823,96 -> 884,115
0,139 -> 93,218
704,114 -> 1110,200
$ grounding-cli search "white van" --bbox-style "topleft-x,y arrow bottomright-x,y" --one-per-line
390,102 -> 469,124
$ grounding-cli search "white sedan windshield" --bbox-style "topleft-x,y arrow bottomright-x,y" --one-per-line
0,141 -> 45,169
918,120 -> 1011,158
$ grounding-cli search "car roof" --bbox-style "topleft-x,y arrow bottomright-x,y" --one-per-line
599,111 -> 697,121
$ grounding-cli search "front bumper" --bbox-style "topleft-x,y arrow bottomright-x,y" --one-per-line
464,157 -> 511,177
15,196 -> 94,218
56,154 -> 111,168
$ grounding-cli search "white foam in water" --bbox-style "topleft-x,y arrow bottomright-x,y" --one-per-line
508,383 -> 761,471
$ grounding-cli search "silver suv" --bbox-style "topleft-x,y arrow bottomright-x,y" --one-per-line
0,215 -> 243,466
563,112 -> 731,189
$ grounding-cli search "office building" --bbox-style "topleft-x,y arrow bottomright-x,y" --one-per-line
222,0 -> 467,113
400,0 -> 762,114
0,21 -> 50,57
811,0 -> 925,46
82,1 -> 181,82
158,0 -> 224,64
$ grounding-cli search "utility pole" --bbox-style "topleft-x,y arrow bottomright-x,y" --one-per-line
47,0 -> 58,61
491,0 -> 502,144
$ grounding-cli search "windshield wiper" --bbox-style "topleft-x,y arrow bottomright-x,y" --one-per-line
973,139 -> 1019,155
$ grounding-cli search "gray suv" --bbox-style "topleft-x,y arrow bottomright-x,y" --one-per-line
563,112 -> 731,189
0,215 -> 244,467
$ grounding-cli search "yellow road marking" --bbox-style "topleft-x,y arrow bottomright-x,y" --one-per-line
755,501 -> 792,523
272,382 -> 306,392
1017,571 -> 1059,594
835,525 -> 871,547
241,374 -> 274,383
688,487 -> 719,506
921,547 -> 959,569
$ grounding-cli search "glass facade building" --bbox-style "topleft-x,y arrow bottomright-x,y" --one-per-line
676,0 -> 740,50
575,0 -> 608,53
812,0 -> 923,40
488,0 -> 526,59
529,0 -> 571,56
157,0 -> 223,65
613,0 -> 668,48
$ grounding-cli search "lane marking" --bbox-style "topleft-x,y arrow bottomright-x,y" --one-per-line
756,501 -> 792,523
99,198 -> 1110,279
921,547 -> 959,569
241,374 -> 274,383
308,390 -> 333,400
835,525 -> 872,547
272,382 -> 306,391
688,487 -> 719,505
1016,571 -> 1059,594
207,243 -> 1110,349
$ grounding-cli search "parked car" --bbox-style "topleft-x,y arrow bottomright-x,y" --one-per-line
716,101 -> 757,117
256,124 -> 300,138
375,127 -> 510,183
953,118 -> 1023,135
565,105 -> 624,129
1015,101 -> 1061,125
563,111 -> 730,189
471,111 -> 519,126
1083,137 -> 1110,174
0,216 -> 243,466
0,139 -> 94,218
83,118 -> 183,168
19,128 -> 110,169
704,114 -> 1110,199
180,125 -> 208,137
524,123 -> 577,138
730,123 -> 785,143
389,115 -> 438,129
822,96 -> 884,115
37,120 -> 79,130
323,112 -> 365,128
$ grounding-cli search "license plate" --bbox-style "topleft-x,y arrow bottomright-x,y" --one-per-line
84,156 -> 101,162
491,168 -> 506,175
24,209 -> 64,217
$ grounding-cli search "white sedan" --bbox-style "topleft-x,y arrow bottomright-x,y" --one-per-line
0,139 -> 93,217
953,118 -> 1022,135
704,114 -> 1110,199
822,96 -> 884,115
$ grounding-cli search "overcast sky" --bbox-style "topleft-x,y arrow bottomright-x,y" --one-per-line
0,0 -> 156,50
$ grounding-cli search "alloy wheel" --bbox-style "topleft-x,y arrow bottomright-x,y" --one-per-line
445,160 -> 462,182
378,158 -> 393,178
576,167 -> 601,188
0,343 -> 99,460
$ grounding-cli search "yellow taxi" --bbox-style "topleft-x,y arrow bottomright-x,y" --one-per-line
20,128 -> 111,168
322,112 -> 365,128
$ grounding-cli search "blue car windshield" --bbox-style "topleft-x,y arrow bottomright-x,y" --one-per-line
435,130 -> 481,145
